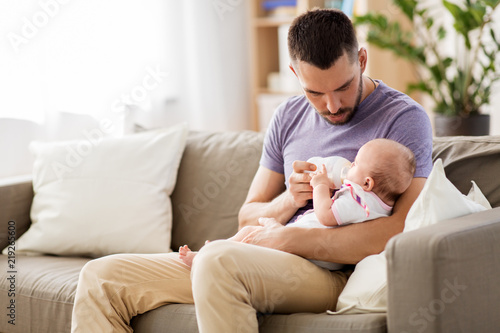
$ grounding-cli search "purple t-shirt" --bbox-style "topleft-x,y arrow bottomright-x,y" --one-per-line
260,80 -> 433,223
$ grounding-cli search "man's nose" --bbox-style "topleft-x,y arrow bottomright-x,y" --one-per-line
325,92 -> 341,113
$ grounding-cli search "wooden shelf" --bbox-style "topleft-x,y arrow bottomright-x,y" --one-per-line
258,87 -> 302,95
249,0 -> 325,131
253,17 -> 295,27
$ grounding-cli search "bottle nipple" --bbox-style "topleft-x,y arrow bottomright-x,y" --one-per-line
340,164 -> 351,185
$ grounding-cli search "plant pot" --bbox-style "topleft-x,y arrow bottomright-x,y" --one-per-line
434,114 -> 490,137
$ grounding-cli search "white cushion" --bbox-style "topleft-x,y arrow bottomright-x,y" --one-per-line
404,159 -> 489,233
328,158 -> 490,315
332,253 -> 388,314
3,123 -> 187,257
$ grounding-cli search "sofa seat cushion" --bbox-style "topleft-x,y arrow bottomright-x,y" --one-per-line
131,304 -> 387,333
260,312 -> 387,333
132,304 -> 199,332
0,255 -> 90,333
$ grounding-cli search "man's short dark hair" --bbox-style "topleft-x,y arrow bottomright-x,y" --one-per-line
288,9 -> 359,69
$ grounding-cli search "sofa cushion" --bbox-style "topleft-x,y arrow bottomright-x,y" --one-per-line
0,255 -> 91,333
404,159 -> 489,233
131,304 -> 387,333
432,135 -> 500,207
259,312 -> 387,333
6,123 -> 188,257
132,304 -> 199,332
171,130 -> 264,251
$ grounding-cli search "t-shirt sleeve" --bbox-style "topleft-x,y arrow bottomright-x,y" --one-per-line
388,106 -> 433,178
259,101 -> 286,174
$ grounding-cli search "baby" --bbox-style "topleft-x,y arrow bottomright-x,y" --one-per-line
179,138 -> 416,269
294,138 -> 416,229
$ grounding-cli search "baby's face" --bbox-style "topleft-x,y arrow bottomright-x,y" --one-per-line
346,144 -> 378,186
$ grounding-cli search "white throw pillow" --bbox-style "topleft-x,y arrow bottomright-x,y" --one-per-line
404,159 -> 489,233
3,123 -> 188,257
331,253 -> 388,314
328,158 -> 490,315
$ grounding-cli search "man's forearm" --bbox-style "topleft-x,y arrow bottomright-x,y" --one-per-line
238,191 -> 299,229
279,215 -> 404,264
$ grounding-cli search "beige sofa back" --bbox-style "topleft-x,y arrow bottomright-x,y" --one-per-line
432,135 -> 500,208
170,131 -> 265,251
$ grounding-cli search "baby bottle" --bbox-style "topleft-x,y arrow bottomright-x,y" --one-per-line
307,156 -> 351,188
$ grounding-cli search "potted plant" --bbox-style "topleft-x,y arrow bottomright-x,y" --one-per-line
354,0 -> 500,136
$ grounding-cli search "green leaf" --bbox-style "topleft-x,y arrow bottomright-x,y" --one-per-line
407,81 -> 433,95
483,0 -> 500,8
444,0 -> 481,39
437,26 -> 447,40
442,57 -> 454,68
394,0 -> 418,21
429,64 -> 444,82
426,17 -> 434,29
490,28 -> 498,44
469,5 -> 486,26
443,1 -> 462,21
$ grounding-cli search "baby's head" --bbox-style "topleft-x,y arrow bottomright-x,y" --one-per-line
346,139 -> 416,204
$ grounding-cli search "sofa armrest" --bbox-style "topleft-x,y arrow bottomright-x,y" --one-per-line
0,175 -> 34,249
385,207 -> 500,333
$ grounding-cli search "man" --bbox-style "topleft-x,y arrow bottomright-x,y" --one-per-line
71,9 -> 432,333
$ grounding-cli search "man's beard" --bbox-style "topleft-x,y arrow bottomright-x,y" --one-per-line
316,73 -> 364,126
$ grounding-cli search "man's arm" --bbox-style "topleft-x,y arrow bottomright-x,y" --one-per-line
238,162 -> 317,229
240,177 -> 426,264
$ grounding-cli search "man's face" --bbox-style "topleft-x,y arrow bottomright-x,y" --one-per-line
291,52 -> 364,125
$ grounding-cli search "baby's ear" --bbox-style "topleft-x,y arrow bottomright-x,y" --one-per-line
363,177 -> 374,191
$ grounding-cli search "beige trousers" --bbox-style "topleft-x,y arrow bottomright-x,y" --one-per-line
71,240 -> 348,333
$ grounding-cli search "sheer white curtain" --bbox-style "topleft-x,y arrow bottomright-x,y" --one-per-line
181,0 -> 251,131
0,0 -> 251,178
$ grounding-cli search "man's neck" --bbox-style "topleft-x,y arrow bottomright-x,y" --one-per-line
360,75 -> 378,103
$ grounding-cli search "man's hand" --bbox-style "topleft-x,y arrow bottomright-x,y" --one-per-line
288,161 -> 317,208
238,217 -> 288,251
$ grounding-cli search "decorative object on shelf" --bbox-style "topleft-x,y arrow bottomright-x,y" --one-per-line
262,0 -> 298,17
325,0 -> 355,17
354,0 -> 500,136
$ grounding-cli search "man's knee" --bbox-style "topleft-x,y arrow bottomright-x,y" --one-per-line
78,254 -> 129,287
192,240 -> 248,280
194,240 -> 234,266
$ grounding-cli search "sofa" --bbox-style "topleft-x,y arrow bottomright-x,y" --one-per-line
0,130 -> 499,333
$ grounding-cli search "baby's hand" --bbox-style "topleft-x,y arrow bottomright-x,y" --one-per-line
310,164 -> 332,188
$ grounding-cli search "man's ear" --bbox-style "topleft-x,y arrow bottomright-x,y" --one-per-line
358,47 -> 367,73
363,176 -> 374,191
289,64 -> 298,78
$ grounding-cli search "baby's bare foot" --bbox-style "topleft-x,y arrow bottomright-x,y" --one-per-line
179,245 -> 197,267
